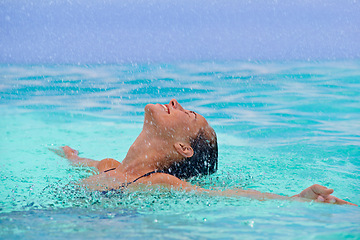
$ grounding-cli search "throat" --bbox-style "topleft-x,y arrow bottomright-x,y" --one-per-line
120,129 -> 179,176
122,138 -> 162,173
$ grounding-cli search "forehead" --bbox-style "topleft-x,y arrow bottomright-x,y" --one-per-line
193,112 -> 216,141
196,113 -> 208,128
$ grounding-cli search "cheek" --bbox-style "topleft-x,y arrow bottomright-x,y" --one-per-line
161,119 -> 193,140
147,115 -> 177,137
171,116 -> 191,131
146,110 -> 195,138
173,121 -> 198,140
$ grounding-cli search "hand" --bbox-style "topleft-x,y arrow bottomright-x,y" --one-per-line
62,146 -> 80,160
50,146 -> 99,167
49,146 -> 79,160
293,184 -> 357,206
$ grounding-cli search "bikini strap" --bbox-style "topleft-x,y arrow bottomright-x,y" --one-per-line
131,170 -> 164,183
101,170 -> 170,194
102,168 -> 165,190
103,167 -> 117,173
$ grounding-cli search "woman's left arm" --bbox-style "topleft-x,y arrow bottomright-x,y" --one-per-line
143,173 -> 357,206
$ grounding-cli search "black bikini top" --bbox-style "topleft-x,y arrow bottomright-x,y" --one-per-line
102,168 -> 164,192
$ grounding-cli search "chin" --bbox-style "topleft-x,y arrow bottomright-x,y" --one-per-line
144,104 -> 155,121
144,103 -> 155,113
144,104 -> 162,126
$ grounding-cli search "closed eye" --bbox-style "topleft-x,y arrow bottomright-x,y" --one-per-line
190,111 -> 197,119
185,110 -> 197,119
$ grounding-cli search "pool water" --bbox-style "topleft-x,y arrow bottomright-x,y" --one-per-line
1,61 -> 359,239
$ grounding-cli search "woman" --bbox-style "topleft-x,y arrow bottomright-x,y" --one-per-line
54,99 -> 356,206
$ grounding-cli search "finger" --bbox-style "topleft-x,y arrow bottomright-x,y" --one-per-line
324,196 -> 358,206
325,196 -> 357,206
317,196 -> 325,202
62,146 -> 73,152
62,146 -> 79,157
48,147 -> 66,158
313,184 -> 334,195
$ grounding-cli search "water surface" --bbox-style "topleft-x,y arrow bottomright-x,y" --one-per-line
0,61 -> 359,239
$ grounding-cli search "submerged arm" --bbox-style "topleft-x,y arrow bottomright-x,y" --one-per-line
142,173 -> 357,206
50,146 -> 121,172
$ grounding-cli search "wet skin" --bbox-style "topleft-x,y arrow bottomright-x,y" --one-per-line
53,99 -> 357,206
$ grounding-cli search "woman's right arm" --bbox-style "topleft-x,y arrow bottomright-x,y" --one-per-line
50,146 -> 121,172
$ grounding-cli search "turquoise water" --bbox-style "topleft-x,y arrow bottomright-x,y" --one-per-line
0,61 -> 359,239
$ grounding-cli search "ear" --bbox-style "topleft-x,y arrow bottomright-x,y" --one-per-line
174,142 -> 194,158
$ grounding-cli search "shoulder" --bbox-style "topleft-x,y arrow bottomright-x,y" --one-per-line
97,158 -> 121,172
135,172 -> 200,192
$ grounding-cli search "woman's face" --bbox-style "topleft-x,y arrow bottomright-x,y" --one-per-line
144,99 -> 211,143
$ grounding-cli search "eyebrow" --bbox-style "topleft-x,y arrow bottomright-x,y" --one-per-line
185,111 -> 197,119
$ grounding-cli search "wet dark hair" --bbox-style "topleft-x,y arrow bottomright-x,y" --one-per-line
164,129 -> 218,179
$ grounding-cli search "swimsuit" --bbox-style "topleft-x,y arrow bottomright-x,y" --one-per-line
102,168 -> 163,193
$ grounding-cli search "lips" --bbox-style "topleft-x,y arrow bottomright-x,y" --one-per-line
162,104 -> 170,114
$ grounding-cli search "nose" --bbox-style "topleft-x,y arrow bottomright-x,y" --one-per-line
170,99 -> 184,111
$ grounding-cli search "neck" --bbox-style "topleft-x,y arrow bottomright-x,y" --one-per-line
120,129 -> 175,176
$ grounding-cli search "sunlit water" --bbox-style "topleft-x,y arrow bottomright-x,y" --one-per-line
1,61 -> 359,239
